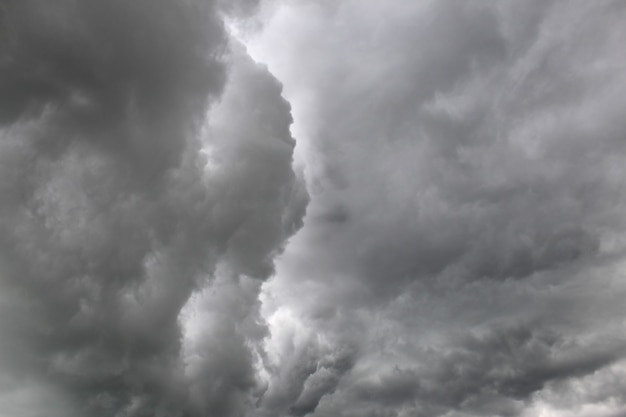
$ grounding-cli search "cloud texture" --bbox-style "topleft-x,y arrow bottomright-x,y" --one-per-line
0,1 -> 305,416
245,1 -> 626,416
2,0 -> 626,416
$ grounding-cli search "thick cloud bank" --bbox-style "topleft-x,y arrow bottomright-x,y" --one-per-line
0,1 -> 305,416
246,1 -> 626,416
3,0 -> 626,417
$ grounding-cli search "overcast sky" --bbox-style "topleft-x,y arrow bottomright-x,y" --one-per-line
1,1 -> 626,416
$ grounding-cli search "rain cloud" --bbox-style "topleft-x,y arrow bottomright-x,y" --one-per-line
2,1 -> 626,417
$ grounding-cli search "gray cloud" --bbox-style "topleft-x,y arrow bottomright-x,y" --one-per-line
4,0 -> 626,416
246,0 -> 626,416
0,0 -> 305,416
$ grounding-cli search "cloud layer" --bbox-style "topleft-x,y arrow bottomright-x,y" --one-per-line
246,1 -> 626,416
2,0 -> 626,416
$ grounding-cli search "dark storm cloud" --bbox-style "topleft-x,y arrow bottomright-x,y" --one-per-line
248,0 -> 626,416
0,0 -> 222,132
4,0 -> 626,416
0,0 -> 306,416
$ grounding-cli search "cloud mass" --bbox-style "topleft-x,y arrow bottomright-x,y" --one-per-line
2,0 -> 626,416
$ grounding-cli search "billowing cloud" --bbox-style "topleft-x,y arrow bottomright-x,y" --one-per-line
243,0 -> 626,416
3,0 -> 626,416
0,1 -> 305,416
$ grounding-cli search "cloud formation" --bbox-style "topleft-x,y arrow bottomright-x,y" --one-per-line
0,1 -> 305,416
3,0 -> 626,416
245,0 -> 626,416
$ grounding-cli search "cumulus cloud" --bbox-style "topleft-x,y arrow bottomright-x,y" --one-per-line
3,0 -> 626,416
244,0 -> 626,416
0,0 -> 305,416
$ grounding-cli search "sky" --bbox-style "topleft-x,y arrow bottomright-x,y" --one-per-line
1,1 -> 626,416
